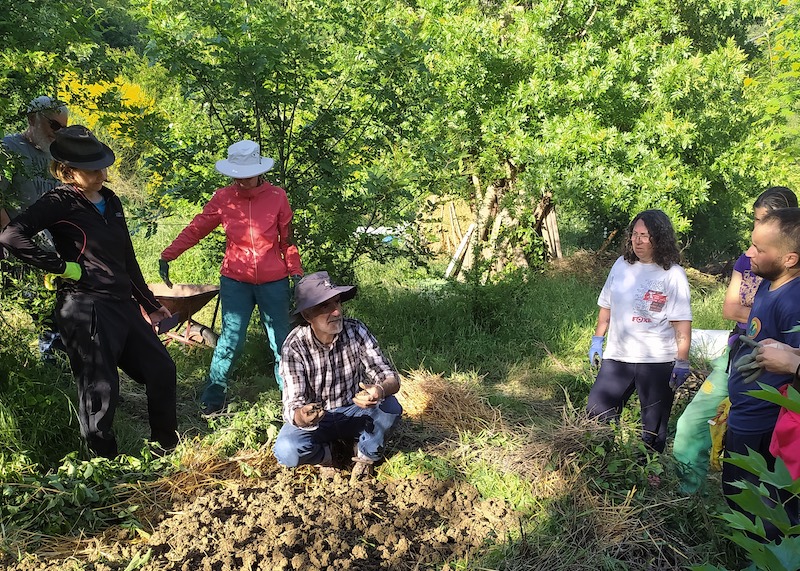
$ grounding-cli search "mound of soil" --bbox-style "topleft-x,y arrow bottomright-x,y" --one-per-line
8,465 -> 516,571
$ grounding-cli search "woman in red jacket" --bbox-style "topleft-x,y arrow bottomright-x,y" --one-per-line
160,140 -> 303,414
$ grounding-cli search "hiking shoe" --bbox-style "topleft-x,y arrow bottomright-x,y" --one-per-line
200,382 -> 226,415
350,457 -> 374,483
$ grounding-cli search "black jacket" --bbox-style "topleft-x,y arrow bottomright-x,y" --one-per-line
0,184 -> 160,313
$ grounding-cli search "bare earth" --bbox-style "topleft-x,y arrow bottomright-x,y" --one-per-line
8,463 -> 515,571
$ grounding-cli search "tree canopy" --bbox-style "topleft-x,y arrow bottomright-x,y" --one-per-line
3,0 -> 800,272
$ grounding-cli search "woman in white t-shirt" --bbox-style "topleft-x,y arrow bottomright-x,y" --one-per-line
587,209 -> 692,452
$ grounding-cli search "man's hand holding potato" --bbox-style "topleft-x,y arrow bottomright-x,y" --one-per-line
294,402 -> 326,428
352,382 -> 385,408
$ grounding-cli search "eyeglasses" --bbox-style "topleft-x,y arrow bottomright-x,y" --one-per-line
631,233 -> 651,242
46,118 -> 65,132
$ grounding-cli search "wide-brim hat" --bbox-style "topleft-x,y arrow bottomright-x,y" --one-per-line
49,125 -> 115,170
215,140 -> 275,178
25,95 -> 67,115
293,271 -> 357,315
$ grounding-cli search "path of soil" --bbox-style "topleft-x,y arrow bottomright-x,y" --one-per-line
8,464 -> 516,571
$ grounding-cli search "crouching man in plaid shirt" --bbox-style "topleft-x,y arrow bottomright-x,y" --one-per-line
273,271 -> 402,480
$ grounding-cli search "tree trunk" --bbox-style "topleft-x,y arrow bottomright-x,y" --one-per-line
460,182 -> 498,275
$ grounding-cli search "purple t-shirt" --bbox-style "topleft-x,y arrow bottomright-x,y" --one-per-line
733,253 -> 763,328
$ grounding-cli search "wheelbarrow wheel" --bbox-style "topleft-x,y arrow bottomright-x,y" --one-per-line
188,323 -> 218,348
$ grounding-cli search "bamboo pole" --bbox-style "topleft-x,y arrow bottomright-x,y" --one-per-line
445,223 -> 475,279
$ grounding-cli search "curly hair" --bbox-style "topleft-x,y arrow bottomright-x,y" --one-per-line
622,209 -> 681,270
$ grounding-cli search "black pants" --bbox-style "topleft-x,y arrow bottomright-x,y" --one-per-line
586,359 -> 674,452
723,428 -> 799,542
56,294 -> 178,457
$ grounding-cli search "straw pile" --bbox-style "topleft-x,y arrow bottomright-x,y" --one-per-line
684,266 -> 722,294
397,368 -> 503,433
546,403 -> 615,460
544,249 -> 617,287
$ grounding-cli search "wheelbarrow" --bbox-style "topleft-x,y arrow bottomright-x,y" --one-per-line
148,283 -> 220,348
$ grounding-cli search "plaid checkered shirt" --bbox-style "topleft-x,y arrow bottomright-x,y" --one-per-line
281,317 -> 398,425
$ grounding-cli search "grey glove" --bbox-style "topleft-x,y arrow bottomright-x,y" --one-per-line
734,336 -> 762,384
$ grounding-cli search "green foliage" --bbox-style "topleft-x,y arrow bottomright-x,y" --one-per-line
0,395 -> 282,555
127,200 -> 224,285
0,0 -> 125,130
382,449 -> 459,481
351,261 -> 599,389
578,413 -> 669,495
0,306 -> 79,475
0,452 -> 166,546
201,393 -> 282,458
692,282 -> 733,330
410,0 -> 782,268
697,383 -> 800,571
121,0 -> 436,273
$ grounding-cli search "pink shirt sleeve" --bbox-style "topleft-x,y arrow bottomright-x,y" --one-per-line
160,195 -> 223,261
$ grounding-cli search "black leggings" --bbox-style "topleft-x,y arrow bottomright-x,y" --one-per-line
56,294 -> 178,457
586,359 -> 674,452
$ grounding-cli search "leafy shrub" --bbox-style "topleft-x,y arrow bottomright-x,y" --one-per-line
694,384 -> 800,571
0,307 -> 79,476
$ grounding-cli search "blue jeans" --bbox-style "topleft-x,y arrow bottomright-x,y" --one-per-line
274,396 -> 403,466
207,275 -> 290,392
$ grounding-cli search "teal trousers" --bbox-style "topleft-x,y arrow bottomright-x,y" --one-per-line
672,350 -> 730,494
206,276 -> 290,401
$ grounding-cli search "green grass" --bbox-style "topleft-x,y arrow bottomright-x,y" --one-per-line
0,252 -> 742,569
129,201 -> 224,286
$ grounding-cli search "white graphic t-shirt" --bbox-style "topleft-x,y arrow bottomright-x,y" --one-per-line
598,256 -> 692,363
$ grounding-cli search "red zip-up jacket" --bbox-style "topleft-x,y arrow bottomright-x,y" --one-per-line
161,181 -> 302,284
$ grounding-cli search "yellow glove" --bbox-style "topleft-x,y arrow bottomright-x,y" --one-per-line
709,397 -> 731,472
44,262 -> 82,291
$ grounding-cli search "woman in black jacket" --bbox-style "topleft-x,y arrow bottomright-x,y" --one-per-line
0,125 -> 178,457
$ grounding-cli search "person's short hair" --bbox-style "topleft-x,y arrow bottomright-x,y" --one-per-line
25,96 -> 68,116
761,208 -> 800,262
622,209 -> 681,270
754,186 -> 797,211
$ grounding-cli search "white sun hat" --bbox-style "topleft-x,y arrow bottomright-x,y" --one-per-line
215,140 -> 275,178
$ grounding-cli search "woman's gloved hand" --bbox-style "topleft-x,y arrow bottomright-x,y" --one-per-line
670,359 -> 692,389
44,261 -> 82,291
159,259 -> 173,288
589,335 -> 604,366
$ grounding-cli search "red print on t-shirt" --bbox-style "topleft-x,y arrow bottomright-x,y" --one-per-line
643,290 -> 666,313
